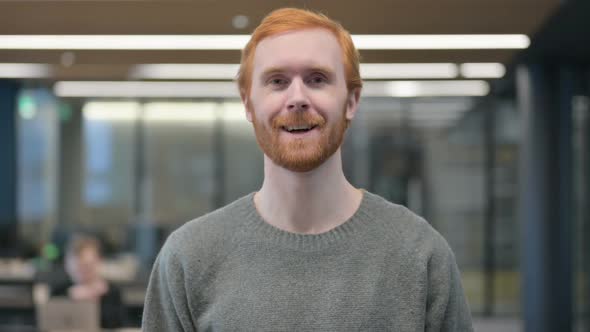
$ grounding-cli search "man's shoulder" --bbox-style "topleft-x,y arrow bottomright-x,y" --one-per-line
363,190 -> 430,233
179,193 -> 252,237
363,191 -> 451,254
159,193 -> 254,263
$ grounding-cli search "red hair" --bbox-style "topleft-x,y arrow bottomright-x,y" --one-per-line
237,8 -> 362,99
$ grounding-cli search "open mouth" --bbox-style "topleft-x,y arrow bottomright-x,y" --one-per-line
281,124 -> 318,134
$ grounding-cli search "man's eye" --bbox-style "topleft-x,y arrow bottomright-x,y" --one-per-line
308,75 -> 327,85
268,78 -> 288,86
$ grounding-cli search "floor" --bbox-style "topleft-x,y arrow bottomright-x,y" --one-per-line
473,317 -> 522,332
473,317 -> 588,332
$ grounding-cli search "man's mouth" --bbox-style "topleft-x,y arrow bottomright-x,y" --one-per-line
281,124 -> 318,134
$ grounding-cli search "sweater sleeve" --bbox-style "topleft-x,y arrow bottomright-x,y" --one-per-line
425,236 -> 473,332
142,238 -> 197,332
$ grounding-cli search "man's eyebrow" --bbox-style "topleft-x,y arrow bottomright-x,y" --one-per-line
307,66 -> 335,76
260,67 -> 286,79
259,66 -> 336,79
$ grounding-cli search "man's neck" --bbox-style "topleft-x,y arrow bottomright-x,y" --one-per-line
254,149 -> 362,235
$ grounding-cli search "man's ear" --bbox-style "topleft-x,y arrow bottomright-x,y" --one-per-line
345,87 -> 361,121
240,89 -> 254,123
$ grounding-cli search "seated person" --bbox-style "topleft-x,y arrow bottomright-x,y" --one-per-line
51,234 -> 127,328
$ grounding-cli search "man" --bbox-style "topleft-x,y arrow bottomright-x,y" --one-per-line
143,8 -> 473,331
51,234 -> 127,328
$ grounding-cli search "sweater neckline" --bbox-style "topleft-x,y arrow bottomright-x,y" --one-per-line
237,189 -> 378,251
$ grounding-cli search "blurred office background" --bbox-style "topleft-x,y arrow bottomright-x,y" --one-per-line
0,0 -> 588,331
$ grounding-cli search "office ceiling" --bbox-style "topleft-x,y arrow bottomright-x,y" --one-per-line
0,0 -> 561,80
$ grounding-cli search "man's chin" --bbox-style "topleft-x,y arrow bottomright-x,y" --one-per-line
269,147 -> 336,173
276,159 -> 324,173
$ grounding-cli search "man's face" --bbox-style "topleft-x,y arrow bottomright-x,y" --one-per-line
245,28 -> 359,172
65,247 -> 101,284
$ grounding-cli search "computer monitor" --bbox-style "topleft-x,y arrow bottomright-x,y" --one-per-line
36,297 -> 99,332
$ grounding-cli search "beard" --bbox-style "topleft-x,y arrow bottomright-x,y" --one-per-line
251,107 -> 349,172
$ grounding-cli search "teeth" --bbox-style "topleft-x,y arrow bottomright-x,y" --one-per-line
286,125 -> 312,132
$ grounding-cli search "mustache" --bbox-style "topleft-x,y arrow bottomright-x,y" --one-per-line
272,111 -> 326,129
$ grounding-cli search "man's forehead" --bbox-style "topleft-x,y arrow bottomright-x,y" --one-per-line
252,28 -> 344,74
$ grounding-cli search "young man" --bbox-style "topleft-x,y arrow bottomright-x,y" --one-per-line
51,234 -> 127,328
143,8 -> 473,331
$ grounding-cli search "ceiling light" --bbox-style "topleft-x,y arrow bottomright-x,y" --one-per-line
352,35 -> 530,50
83,101 -> 141,121
81,101 -> 247,123
221,103 -> 249,122
460,63 -> 506,78
0,35 -> 250,50
410,119 -> 458,128
130,64 -> 240,80
363,80 -> 490,97
60,52 -> 76,67
0,63 -> 53,78
408,110 -> 466,120
232,15 -> 250,30
361,63 -> 458,79
410,99 -> 475,112
0,34 -> 529,50
144,102 -> 217,122
54,81 -> 240,98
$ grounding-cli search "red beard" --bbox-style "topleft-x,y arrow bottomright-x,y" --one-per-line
251,108 -> 349,172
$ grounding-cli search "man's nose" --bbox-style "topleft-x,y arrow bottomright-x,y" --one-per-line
286,78 -> 309,111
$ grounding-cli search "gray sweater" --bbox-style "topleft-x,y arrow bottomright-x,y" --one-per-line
142,191 -> 473,331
